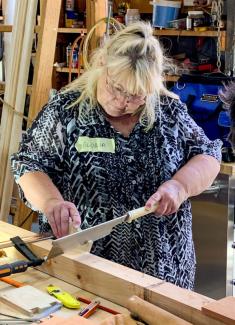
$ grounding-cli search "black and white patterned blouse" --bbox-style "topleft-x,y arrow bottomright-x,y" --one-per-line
11,91 -> 222,289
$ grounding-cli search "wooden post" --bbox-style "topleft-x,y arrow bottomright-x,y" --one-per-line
86,0 -> 106,50
27,0 -> 62,121
0,0 -> 38,222
14,0 -> 62,228
0,0 -> 28,214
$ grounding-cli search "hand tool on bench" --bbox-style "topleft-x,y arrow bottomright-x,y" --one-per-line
0,205 -> 157,277
0,236 -> 45,278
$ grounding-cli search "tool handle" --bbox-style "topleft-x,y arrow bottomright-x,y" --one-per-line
127,205 -> 157,223
128,295 -> 193,325
0,260 -> 28,278
0,277 -> 26,287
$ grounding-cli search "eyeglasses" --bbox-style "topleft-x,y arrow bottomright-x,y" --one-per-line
105,72 -> 145,103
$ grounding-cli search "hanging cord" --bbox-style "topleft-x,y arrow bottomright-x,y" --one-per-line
212,0 -> 223,71
68,33 -> 86,83
0,91 -> 32,124
82,17 -> 124,70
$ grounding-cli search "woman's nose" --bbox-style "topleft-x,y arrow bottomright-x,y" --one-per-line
116,96 -> 129,106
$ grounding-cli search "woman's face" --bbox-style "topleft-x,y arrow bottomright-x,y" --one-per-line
97,69 -> 146,117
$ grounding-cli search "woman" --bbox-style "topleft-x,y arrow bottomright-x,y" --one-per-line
11,22 -> 221,289
220,81 -> 235,146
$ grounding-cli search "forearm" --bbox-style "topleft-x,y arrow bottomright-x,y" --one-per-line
172,154 -> 220,198
17,171 -> 64,213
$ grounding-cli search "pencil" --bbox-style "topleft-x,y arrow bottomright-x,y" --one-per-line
79,300 -> 100,318
77,296 -> 120,315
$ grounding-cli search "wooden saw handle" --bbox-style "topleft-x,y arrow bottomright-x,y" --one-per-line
127,296 -> 193,325
126,205 -> 157,223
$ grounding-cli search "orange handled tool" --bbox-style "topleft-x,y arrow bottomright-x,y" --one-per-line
0,276 -> 25,287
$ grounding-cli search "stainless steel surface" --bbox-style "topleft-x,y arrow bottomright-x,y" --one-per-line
46,214 -> 128,260
191,173 -> 235,299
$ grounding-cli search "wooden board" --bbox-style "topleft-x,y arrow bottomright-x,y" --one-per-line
220,163 -> 235,176
201,296 -> 235,325
0,285 -> 61,316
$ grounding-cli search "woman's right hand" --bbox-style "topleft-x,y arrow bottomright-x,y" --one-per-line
43,199 -> 81,238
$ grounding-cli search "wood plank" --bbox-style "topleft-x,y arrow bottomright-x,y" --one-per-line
0,285 -> 61,316
201,297 -> 235,325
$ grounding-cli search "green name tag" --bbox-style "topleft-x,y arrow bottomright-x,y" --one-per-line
75,136 -> 115,153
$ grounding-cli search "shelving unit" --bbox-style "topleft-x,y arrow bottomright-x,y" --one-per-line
55,67 -> 84,74
57,27 -> 87,34
153,29 -> 225,37
153,28 -> 226,51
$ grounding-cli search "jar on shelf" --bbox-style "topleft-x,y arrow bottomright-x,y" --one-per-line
66,43 -> 72,67
188,11 -> 205,28
125,9 -> 140,26
65,0 -> 75,11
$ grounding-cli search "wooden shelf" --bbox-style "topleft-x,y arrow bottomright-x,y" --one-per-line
57,27 -> 87,34
55,67 -> 84,74
0,24 -> 40,33
164,75 -> 180,82
153,28 -> 226,38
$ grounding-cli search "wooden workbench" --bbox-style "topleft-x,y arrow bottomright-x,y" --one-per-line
220,162 -> 235,176
0,221 -> 233,325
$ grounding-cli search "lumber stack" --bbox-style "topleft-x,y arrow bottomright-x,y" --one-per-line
0,0 -> 38,221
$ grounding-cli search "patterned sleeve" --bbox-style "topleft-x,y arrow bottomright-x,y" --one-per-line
11,95 -> 67,206
174,99 -> 222,162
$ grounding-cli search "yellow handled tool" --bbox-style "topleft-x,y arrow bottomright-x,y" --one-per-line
46,284 -> 80,309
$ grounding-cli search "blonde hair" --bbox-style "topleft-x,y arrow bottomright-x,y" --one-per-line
64,21 -> 177,129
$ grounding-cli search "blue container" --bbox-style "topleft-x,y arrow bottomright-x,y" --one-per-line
150,1 -> 181,28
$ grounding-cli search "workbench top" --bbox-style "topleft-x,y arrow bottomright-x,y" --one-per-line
0,223 -> 127,323
0,221 -> 232,325
220,162 -> 235,176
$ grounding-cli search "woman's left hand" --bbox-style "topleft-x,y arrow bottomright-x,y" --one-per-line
145,180 -> 188,216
